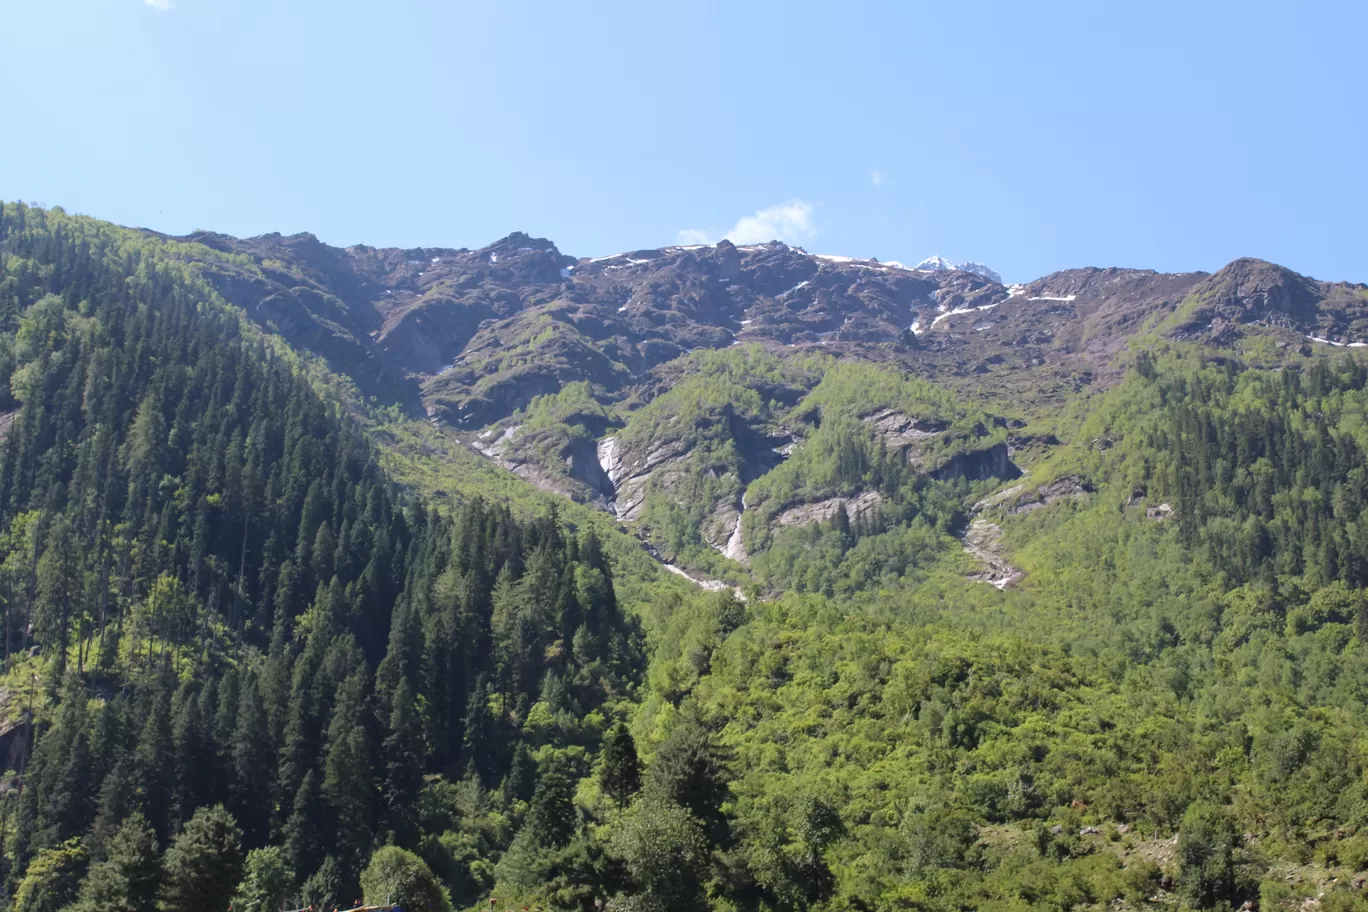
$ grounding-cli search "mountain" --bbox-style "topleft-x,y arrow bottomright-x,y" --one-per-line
914,255 -> 1004,284
7,202 -> 1368,912
164,226 -> 1368,576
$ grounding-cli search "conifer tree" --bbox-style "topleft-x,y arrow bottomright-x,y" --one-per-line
504,742 -> 537,805
526,757 -> 577,849
229,673 -> 273,848
599,723 -> 642,809
322,670 -> 374,869
645,719 -> 731,847
280,769 -> 323,882
68,813 -> 160,912
157,805 -> 243,912
381,676 -> 424,846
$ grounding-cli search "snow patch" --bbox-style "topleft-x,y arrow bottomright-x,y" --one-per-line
1307,335 -> 1368,348
929,301 -> 1000,329
958,262 -> 1003,284
915,255 -> 957,272
913,256 -> 1003,284
1027,294 -> 1077,302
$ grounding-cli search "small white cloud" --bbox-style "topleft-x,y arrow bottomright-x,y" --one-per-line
675,228 -> 713,245
679,200 -> 817,248
872,171 -> 886,187
144,0 -> 173,10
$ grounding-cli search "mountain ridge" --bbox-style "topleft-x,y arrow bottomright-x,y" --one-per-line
156,224 -> 1368,414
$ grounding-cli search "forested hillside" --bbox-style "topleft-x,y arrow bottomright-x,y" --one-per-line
4,203 -> 1368,912
0,205 -> 652,912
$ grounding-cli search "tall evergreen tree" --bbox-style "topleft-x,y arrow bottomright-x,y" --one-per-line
645,719 -> 731,847
380,676 -> 424,846
599,723 -> 642,810
157,805 -> 243,912
68,813 -> 160,912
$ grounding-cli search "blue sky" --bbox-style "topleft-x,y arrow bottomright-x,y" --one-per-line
3,0 -> 1364,283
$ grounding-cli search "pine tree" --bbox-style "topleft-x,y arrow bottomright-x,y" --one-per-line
503,741 -> 537,805
381,676 -> 424,846
599,723 -> 641,809
462,677 -> 496,785
157,805 -> 243,912
68,812 -> 160,912
645,719 -> 731,847
132,681 -> 174,841
229,674 -> 274,848
169,680 -> 214,825
525,757 -> 577,849
298,855 -> 347,912
321,670 -> 374,869
281,769 -> 323,882
33,518 -> 81,670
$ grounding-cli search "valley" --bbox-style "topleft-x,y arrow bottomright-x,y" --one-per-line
3,202 -> 1368,912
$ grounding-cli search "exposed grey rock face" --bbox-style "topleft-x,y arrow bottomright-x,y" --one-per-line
775,490 -> 884,527
723,493 -> 749,564
931,443 -> 1021,482
596,434 -> 692,521
976,475 -> 1093,515
861,409 -> 947,447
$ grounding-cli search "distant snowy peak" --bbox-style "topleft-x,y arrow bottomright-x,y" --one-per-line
914,255 -> 1003,285
914,255 -> 958,272
957,261 -> 1003,284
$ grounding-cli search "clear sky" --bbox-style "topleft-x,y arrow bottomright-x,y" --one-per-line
3,0 -> 1364,283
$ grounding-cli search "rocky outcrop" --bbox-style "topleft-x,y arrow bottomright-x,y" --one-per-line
932,443 -> 1021,482
723,493 -> 749,564
775,490 -> 884,527
0,688 -> 30,774
862,409 -> 947,447
470,423 -> 615,507
1171,259 -> 1368,343
594,433 -> 692,521
565,436 -> 614,499
975,475 -> 1093,515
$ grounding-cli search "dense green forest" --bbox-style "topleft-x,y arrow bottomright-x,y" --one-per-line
5,203 -> 1368,912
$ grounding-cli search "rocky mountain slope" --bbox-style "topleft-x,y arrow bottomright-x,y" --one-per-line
173,229 -> 1367,423
154,225 -> 1368,579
